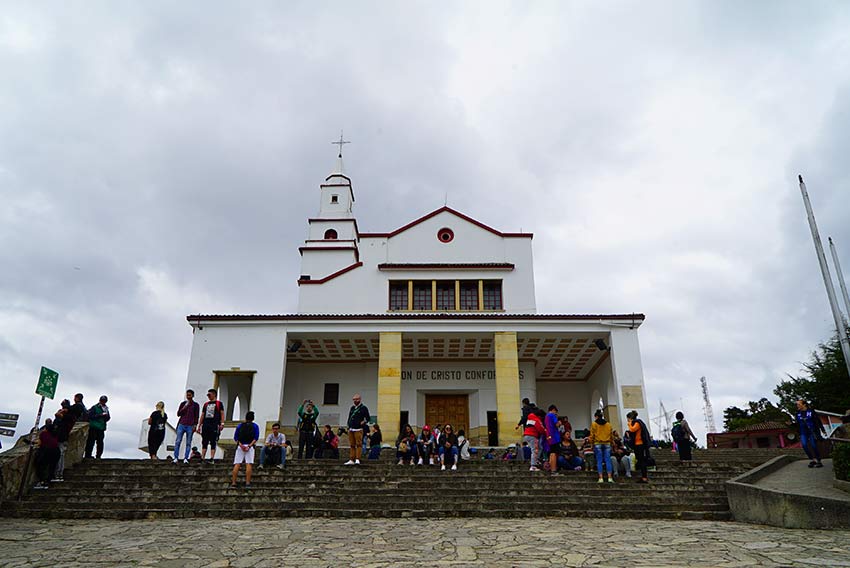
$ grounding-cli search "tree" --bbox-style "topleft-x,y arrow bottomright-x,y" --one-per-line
774,332 -> 850,416
722,398 -> 790,432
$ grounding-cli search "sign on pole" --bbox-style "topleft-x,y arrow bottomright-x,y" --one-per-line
0,413 -> 19,421
35,366 -> 59,400
0,427 -> 15,437
0,419 -> 17,428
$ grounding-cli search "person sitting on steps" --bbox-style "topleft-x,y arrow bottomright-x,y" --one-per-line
417,425 -> 435,465
396,424 -> 417,465
259,422 -> 286,470
611,430 -> 632,479
322,424 -> 339,459
367,424 -> 382,460
438,424 -> 459,471
557,430 -> 584,471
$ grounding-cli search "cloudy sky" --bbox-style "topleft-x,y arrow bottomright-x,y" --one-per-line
2,2 -> 850,456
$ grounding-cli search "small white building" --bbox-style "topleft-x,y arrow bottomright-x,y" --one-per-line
184,155 -> 649,445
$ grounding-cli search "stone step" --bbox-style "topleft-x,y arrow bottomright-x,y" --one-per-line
27,487 -> 729,500
1,505 -> 733,521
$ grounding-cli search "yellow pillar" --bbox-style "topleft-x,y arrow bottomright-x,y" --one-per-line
377,332 -> 402,442
495,331 -> 521,446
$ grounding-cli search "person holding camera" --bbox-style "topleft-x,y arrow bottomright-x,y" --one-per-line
297,399 -> 319,460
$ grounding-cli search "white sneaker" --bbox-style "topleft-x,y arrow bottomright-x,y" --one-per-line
172,457 -> 178,464
355,459 -> 360,465
344,460 -> 355,465
183,459 -> 189,464
397,459 -> 404,465
429,458 -> 434,465
417,458 -> 423,465
529,466 -> 540,472
451,464 -> 457,471
441,464 -> 446,471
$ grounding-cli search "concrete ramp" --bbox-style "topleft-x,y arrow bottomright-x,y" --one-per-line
726,456 -> 850,529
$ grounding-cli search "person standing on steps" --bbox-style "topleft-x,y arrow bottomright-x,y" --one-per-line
590,409 -> 615,484
344,393 -> 370,465
198,389 -> 225,464
523,407 -> 547,471
296,399 -> 319,460
84,395 -> 110,459
52,399 -> 72,481
231,411 -> 260,488
543,405 -> 561,474
671,411 -> 697,462
515,398 -> 533,462
796,400 -> 827,468
173,389 -> 199,464
34,419 -> 60,489
627,410 -> 651,483
147,401 -> 168,459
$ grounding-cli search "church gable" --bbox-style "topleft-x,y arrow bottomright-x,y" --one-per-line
363,207 -> 531,265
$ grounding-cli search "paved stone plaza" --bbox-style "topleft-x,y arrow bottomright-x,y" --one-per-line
0,518 -> 848,567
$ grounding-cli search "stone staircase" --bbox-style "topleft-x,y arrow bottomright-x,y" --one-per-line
2,448 -> 797,520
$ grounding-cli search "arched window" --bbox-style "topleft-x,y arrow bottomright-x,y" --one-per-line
324,229 -> 338,240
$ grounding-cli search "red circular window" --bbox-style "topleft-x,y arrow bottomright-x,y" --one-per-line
437,228 -> 454,243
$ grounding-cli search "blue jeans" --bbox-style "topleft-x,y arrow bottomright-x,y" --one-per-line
557,455 -> 584,470
593,444 -> 614,476
800,431 -> 821,461
438,446 -> 458,464
174,424 -> 194,460
368,446 -> 382,460
260,445 -> 285,466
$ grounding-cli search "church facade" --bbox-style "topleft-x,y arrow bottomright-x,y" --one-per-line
184,156 -> 649,446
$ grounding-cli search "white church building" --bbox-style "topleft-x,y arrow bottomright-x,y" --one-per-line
183,154 -> 649,446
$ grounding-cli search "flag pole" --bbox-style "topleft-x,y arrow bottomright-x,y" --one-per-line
828,237 -> 850,323
798,175 -> 850,380
18,395 -> 46,500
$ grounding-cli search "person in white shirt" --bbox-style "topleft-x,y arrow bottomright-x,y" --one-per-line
259,423 -> 286,470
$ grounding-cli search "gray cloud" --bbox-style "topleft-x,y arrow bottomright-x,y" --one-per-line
2,2 -> 850,455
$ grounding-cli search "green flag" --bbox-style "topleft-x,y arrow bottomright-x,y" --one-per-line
36,366 -> 59,399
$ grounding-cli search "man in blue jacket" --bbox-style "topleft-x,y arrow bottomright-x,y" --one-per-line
344,393 -> 370,465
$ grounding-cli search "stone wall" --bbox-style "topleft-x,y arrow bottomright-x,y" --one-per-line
0,423 -> 89,504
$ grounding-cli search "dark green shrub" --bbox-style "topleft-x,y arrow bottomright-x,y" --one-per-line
833,442 -> 850,482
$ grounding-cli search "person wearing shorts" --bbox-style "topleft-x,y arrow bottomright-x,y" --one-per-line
231,411 -> 259,488
198,389 -> 225,464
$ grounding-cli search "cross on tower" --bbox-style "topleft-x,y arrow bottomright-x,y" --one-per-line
331,131 -> 350,158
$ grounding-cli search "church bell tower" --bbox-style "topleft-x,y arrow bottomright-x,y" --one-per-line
297,135 -> 360,285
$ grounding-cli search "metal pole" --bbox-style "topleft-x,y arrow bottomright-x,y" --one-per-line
829,237 -> 850,323
17,395 -> 45,500
798,175 -> 850,379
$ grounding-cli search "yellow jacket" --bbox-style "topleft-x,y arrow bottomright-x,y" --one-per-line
590,420 -> 613,445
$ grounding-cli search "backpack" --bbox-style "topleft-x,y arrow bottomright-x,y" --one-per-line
330,435 -> 339,449
671,423 -> 685,442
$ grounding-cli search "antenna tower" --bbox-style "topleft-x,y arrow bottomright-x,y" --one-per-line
700,376 -> 717,433
650,400 -> 676,442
